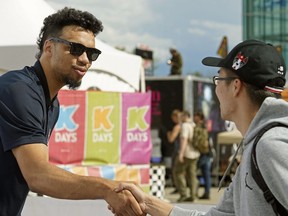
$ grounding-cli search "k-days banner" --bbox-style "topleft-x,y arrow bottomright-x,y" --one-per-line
49,90 -> 152,165
121,93 -> 151,164
49,91 -> 86,164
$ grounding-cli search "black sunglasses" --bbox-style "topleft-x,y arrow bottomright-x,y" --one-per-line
48,37 -> 101,61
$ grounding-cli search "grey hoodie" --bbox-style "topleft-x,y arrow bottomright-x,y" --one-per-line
170,97 -> 288,216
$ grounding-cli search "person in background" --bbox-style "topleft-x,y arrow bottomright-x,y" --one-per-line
166,109 -> 182,192
174,111 -> 200,202
87,86 -> 101,91
167,48 -> 183,75
193,111 -> 212,200
0,7 -> 143,216
159,125 -> 172,180
111,39 -> 288,216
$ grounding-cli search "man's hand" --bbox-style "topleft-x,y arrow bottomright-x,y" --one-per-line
105,182 -> 146,216
109,183 -> 148,215
110,183 -> 174,216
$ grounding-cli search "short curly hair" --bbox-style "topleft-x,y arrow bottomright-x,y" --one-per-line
36,7 -> 103,59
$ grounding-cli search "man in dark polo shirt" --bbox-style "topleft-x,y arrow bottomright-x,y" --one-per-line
0,7 -> 143,216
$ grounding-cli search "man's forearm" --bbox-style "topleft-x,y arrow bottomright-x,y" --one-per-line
145,195 -> 173,216
30,163 -> 144,215
28,162 -> 114,200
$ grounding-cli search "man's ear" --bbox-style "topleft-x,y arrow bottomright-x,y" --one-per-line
232,78 -> 243,97
42,40 -> 53,56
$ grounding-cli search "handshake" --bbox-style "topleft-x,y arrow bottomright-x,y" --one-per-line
107,182 -> 173,216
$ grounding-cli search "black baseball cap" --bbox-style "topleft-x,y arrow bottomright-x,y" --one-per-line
202,39 -> 286,93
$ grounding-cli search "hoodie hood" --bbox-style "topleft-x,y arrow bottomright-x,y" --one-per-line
243,97 -> 288,145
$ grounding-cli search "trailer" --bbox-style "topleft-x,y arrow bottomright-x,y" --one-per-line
145,75 -> 220,129
145,75 -> 238,185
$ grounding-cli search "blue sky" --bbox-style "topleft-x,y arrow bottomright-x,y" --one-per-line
45,0 -> 242,77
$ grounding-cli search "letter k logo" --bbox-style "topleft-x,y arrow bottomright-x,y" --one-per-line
127,106 -> 149,131
55,105 -> 79,131
93,106 -> 114,131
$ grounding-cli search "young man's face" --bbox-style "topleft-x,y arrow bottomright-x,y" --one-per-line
46,25 -> 96,89
215,68 -> 237,121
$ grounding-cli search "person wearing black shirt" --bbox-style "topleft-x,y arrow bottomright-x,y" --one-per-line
0,7 -> 143,216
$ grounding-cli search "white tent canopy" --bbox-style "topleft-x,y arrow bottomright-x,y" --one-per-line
0,0 -> 143,92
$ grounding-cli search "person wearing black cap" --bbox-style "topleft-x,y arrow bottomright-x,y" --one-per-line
110,39 -> 288,216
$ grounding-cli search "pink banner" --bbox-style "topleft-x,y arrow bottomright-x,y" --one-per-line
120,92 -> 152,164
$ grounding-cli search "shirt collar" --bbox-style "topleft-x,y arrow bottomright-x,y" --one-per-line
33,61 -> 52,108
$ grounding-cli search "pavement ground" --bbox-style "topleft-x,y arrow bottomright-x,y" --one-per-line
164,186 -> 225,205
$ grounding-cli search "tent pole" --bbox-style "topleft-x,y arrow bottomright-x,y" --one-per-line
140,66 -> 146,92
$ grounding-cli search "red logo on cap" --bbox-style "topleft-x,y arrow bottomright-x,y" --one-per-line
232,52 -> 248,70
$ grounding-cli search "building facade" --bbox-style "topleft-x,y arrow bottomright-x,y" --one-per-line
243,0 -> 288,73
